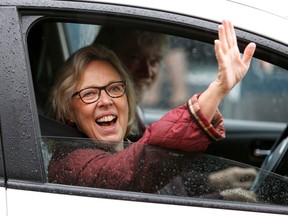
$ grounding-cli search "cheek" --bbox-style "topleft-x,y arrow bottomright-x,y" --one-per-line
69,101 -> 78,121
120,97 -> 129,121
124,61 -> 139,75
70,101 -> 91,123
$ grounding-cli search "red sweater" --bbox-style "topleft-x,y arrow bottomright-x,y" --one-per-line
48,94 -> 225,192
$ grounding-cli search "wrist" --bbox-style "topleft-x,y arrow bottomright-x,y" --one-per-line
208,81 -> 228,100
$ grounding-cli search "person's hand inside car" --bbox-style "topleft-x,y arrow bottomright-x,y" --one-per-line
220,187 -> 258,202
208,167 -> 257,191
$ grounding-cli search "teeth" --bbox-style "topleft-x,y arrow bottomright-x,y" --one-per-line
97,115 -> 115,123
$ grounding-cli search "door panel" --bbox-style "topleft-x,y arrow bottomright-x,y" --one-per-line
6,188 -> 280,216
0,188 -> 7,216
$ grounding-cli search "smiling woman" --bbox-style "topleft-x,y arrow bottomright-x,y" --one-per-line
48,45 -> 138,142
46,44 -> 226,190
65,60 -> 130,147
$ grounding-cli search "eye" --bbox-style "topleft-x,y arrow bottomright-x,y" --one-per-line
110,85 -> 122,92
80,88 -> 98,99
107,83 -> 125,96
127,53 -> 142,64
149,56 -> 162,67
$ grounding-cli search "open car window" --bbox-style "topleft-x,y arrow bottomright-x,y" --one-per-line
40,136 -> 288,205
139,36 -> 288,124
29,21 -> 288,123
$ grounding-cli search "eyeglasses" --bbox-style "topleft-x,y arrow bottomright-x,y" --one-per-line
72,81 -> 126,104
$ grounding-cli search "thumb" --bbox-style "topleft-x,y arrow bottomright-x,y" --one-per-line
242,42 -> 256,67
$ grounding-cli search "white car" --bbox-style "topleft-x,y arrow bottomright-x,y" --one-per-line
1,0 -> 288,215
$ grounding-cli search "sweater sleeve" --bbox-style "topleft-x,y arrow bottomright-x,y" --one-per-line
187,93 -> 225,141
48,143 -> 144,190
138,93 -> 225,152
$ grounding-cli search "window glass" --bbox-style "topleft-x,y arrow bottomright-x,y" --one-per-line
139,36 -> 288,124
63,23 -> 100,53
40,136 -> 288,205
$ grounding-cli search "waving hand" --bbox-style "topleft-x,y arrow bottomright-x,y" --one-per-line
198,20 -> 256,122
214,19 -> 256,94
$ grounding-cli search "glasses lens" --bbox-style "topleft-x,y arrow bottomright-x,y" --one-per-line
79,88 -> 99,103
106,82 -> 126,98
77,81 -> 126,104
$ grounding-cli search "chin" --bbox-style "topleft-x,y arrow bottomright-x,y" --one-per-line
99,135 -> 123,145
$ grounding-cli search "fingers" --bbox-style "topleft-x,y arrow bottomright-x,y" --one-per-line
219,19 -> 256,66
214,39 -> 223,63
218,24 -> 228,53
218,20 -> 237,52
224,20 -> 236,47
220,188 -> 258,202
242,42 -> 257,67
212,19 -> 256,99
224,167 -> 256,176
232,168 -> 257,185
236,181 -> 254,190
215,20 -> 256,73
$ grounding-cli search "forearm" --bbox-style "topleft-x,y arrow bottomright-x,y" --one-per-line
198,81 -> 227,122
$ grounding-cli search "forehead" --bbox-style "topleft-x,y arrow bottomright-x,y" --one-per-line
78,60 -> 121,88
117,31 -> 167,55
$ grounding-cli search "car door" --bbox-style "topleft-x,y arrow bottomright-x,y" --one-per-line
1,1 -> 288,216
0,5 -> 12,216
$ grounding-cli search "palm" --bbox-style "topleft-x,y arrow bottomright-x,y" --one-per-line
214,20 -> 256,94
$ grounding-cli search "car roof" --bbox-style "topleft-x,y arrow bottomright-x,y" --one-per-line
82,0 -> 288,45
2,0 -> 288,45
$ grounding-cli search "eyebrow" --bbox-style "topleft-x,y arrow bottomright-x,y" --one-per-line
78,80 -> 123,90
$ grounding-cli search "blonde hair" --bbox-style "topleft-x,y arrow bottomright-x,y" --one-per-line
48,45 -> 138,137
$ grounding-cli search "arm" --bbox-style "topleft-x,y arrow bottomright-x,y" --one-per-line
141,94 -> 225,152
48,143 -> 190,193
199,20 -> 256,122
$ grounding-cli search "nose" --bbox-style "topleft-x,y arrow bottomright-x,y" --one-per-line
141,60 -> 157,79
97,89 -> 113,106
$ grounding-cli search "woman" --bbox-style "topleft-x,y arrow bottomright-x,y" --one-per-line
47,20 -> 256,193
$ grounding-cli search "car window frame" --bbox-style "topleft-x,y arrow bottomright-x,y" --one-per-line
0,117 -> 7,216
0,116 -> 5,184
0,1 -> 287,215
0,5 -> 44,183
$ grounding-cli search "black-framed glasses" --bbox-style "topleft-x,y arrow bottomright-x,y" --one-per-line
72,81 -> 126,104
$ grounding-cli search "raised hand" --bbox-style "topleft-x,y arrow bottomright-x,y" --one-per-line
213,19 -> 256,95
198,20 -> 256,122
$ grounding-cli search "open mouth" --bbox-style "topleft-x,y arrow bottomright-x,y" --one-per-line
96,115 -> 117,127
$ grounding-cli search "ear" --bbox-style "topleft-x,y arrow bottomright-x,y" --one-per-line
65,112 -> 75,126
65,118 -> 75,127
